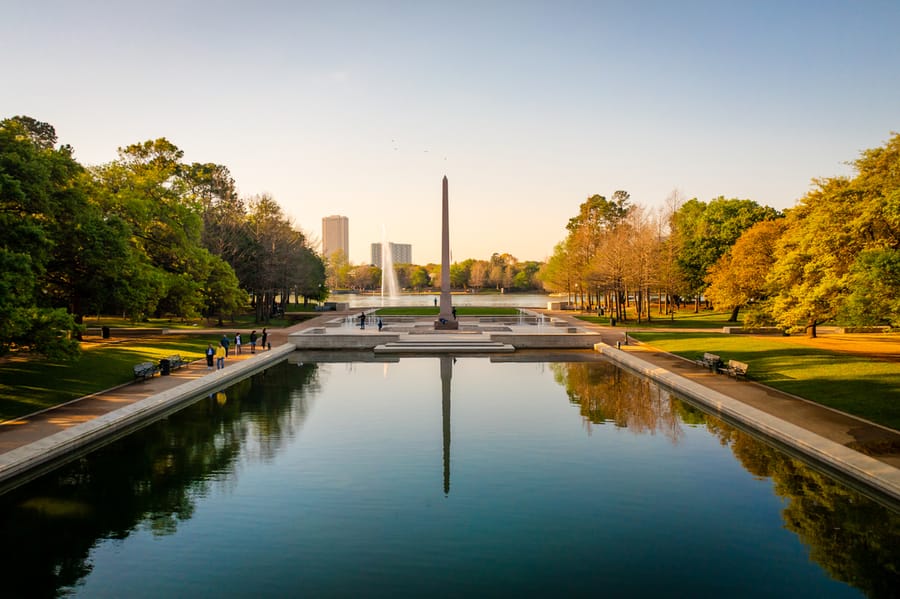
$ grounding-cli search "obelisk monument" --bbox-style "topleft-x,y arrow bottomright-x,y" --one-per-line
435,175 -> 458,329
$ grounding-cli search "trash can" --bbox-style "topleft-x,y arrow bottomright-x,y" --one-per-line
101,326 -> 110,339
610,317 -> 616,327
159,358 -> 171,376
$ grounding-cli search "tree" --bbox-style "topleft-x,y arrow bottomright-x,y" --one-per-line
768,133 -> 900,335
469,260 -> 488,291
449,262 -> 469,289
0,117 -> 81,357
408,266 -> 430,291
91,138 -> 221,320
705,219 -> 787,322
673,196 -> 781,312
840,249 -> 900,326
537,242 -> 574,296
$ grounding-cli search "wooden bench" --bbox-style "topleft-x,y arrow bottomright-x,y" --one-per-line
133,362 -> 159,380
695,352 -> 722,371
719,359 -> 749,379
166,354 -> 189,371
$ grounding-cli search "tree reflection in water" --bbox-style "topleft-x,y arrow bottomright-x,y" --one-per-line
553,361 -> 900,598
0,362 -> 320,598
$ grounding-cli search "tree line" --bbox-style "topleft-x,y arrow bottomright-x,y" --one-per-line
0,116 -> 325,359
325,250 -> 544,293
538,132 -> 900,336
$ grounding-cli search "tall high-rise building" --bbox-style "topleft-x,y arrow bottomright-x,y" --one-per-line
322,215 -> 349,260
371,242 -> 412,267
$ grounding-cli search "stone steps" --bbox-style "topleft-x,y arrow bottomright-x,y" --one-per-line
373,339 -> 515,354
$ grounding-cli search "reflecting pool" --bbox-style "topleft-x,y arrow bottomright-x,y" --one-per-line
1,357 -> 898,597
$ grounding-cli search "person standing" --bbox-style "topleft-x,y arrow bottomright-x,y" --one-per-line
249,330 -> 257,353
205,343 -> 215,370
235,332 -> 242,354
215,344 -> 226,370
220,334 -> 230,357
377,317 -> 383,332
261,328 -> 268,350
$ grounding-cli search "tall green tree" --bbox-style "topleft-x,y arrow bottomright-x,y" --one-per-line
0,117 -> 83,358
672,196 -> 781,311
768,133 -> 900,335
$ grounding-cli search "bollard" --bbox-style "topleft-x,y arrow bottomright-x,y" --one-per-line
616,341 -> 621,349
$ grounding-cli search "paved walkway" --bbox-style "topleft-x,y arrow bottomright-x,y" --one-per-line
2,310 -> 899,475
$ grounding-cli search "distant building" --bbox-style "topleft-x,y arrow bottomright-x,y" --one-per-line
322,215 -> 349,260
371,242 -> 412,267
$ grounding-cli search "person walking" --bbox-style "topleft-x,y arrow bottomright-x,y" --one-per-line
377,317 -> 383,332
261,328 -> 268,350
215,344 -> 226,370
235,332 -> 242,355
205,343 -> 215,370
220,334 -> 230,357
249,330 -> 257,353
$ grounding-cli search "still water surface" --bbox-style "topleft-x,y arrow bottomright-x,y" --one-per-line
1,357 -> 897,597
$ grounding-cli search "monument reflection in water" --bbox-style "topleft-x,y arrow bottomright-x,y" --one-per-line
0,358 -> 897,598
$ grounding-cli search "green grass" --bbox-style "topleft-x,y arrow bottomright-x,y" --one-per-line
576,310 -> 742,329
0,336 -> 218,421
374,307 -> 520,316
630,331 -> 900,430
86,314 -> 293,329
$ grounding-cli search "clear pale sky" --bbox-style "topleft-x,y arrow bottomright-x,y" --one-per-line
3,1 -> 898,265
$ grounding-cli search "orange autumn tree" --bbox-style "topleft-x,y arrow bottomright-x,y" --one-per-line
704,218 -> 788,322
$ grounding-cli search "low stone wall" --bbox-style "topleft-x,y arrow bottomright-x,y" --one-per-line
722,326 -> 785,335
835,326 -> 892,334
289,332 -> 401,350
491,333 -> 604,349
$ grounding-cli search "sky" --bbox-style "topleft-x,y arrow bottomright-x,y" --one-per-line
3,1 -> 899,265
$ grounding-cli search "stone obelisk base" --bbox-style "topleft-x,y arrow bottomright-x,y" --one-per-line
434,319 -> 459,330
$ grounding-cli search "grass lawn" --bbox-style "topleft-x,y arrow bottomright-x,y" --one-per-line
86,315 -> 295,329
630,331 -> 900,430
0,336 -> 219,421
374,307 -> 520,316
576,310 -> 742,329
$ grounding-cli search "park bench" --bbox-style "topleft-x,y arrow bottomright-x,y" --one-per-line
719,359 -> 749,379
133,362 -> 159,380
695,352 -> 722,371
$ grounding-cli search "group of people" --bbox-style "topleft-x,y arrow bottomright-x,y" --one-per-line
358,312 -> 384,332
205,328 -> 269,370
